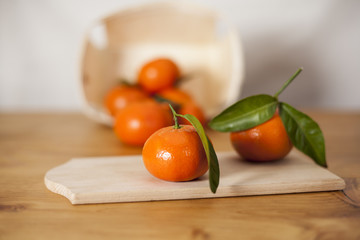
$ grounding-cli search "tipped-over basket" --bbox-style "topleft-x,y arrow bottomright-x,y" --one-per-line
80,2 -> 244,126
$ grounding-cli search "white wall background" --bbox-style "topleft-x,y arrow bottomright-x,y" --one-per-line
1,0 -> 360,111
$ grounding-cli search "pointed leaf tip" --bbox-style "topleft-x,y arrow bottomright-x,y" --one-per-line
279,102 -> 327,167
182,114 -> 220,193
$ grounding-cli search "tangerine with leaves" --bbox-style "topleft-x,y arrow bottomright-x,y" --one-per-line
104,85 -> 148,116
142,105 -> 220,193
142,125 -> 208,181
138,58 -> 180,94
210,68 -> 327,167
230,113 -> 292,162
114,100 -> 172,146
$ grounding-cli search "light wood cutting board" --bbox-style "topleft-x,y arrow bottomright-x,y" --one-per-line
44,151 -> 345,204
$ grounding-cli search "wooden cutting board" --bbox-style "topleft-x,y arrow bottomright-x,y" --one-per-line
44,151 -> 345,204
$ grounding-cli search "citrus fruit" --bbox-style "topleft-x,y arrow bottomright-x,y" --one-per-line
179,102 -> 206,126
137,58 -> 180,94
142,125 -> 209,181
157,87 -> 206,126
230,113 -> 293,162
114,100 -> 172,146
104,85 -> 148,116
157,87 -> 193,105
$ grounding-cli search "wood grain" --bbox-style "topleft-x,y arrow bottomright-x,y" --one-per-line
1,111 -> 360,239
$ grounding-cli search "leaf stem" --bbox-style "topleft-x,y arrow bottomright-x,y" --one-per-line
274,68 -> 303,98
169,104 -> 181,129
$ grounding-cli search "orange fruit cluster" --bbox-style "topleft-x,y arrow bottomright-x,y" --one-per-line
104,58 -> 206,146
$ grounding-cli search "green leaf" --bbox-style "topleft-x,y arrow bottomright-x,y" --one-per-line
182,114 -> 220,193
209,94 -> 278,132
206,136 -> 220,193
279,102 -> 327,167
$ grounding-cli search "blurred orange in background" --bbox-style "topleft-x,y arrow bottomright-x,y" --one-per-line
114,99 -> 172,147
137,58 -> 180,94
106,57 -> 208,146
157,87 -> 193,105
104,84 -> 149,117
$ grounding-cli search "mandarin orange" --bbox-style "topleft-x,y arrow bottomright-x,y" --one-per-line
114,100 -> 172,146
230,113 -> 292,161
138,58 -> 180,94
157,87 -> 193,105
142,125 -> 208,182
179,102 -> 206,126
104,85 -> 148,116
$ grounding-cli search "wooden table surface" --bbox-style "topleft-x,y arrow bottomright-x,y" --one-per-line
1,111 -> 359,239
